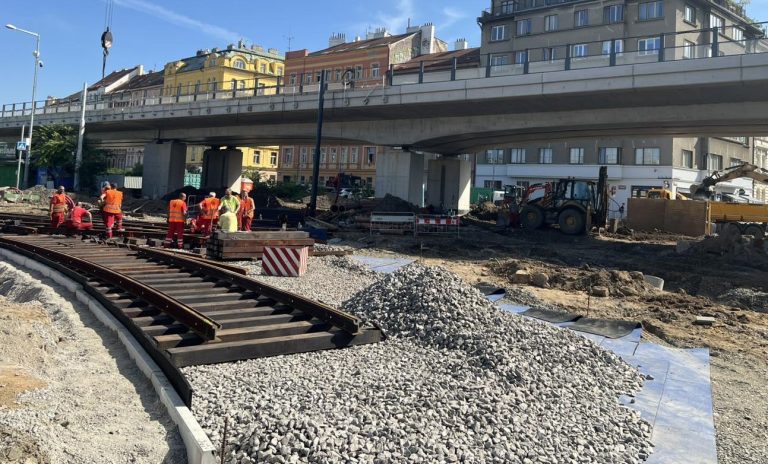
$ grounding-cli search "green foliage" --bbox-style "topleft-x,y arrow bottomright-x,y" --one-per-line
241,169 -> 262,183
31,123 -> 108,190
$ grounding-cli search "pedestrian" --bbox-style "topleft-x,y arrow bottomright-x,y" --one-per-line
219,189 -> 240,218
111,182 -> 125,231
619,203 -> 626,219
165,192 -> 188,249
239,191 -> 255,231
49,186 -> 69,228
64,202 -> 94,233
101,182 -> 123,238
217,205 -> 238,232
195,192 -> 220,236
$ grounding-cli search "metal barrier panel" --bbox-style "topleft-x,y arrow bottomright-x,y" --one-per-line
370,212 -> 415,235
415,215 -> 461,237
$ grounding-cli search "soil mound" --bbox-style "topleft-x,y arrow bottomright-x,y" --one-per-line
550,268 -> 654,297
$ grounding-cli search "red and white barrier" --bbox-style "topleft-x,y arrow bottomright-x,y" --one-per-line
416,217 -> 461,225
414,215 -> 461,237
262,246 -> 309,277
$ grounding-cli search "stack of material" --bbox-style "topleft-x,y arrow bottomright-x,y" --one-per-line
205,231 -> 315,260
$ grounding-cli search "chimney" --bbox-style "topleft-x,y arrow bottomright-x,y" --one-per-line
329,33 -> 346,48
454,38 -> 469,51
419,23 -> 436,55
366,27 -> 390,40
267,48 -> 279,55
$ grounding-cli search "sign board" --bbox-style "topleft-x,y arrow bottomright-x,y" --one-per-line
16,141 -> 27,152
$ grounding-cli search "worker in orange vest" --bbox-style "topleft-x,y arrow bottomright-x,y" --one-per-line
101,182 -> 123,238
64,203 -> 94,233
111,182 -> 125,231
165,192 -> 188,249
239,191 -> 255,231
49,186 -> 69,228
194,192 -> 220,236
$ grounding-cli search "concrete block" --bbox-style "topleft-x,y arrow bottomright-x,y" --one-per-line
591,286 -> 610,297
644,275 -> 665,291
511,270 -> 531,285
694,316 -> 716,326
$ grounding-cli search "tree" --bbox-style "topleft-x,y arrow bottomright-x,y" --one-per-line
31,124 -> 108,190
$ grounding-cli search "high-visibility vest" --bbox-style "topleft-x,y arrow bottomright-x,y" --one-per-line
70,207 -> 89,225
241,197 -> 255,218
199,198 -> 220,220
168,199 -> 187,223
50,194 -> 68,214
103,189 -> 122,214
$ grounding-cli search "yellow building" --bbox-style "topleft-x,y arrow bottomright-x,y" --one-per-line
240,146 -> 280,182
163,40 -> 284,97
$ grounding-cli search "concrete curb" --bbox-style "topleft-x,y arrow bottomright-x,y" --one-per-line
0,248 -> 217,464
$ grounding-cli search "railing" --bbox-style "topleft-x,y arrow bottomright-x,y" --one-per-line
1,21 -> 766,120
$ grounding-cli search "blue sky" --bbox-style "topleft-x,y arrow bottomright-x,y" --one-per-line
2,0 -> 766,105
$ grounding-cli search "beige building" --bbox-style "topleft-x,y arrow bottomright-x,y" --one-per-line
754,138 -> 768,202
476,0 -> 761,206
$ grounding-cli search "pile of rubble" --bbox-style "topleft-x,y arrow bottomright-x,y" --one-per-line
678,226 -> 768,260
184,262 -> 652,464
549,268 -> 655,298
718,288 -> 768,313
469,201 -> 499,221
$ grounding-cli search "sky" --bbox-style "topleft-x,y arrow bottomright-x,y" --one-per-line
1,0 -> 766,105
0,0 -> 487,104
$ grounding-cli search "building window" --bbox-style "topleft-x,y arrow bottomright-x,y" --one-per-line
635,148 -> 661,165
320,148 -> 327,164
304,73 -> 313,84
300,176 -> 306,184
599,147 -> 620,164
516,19 -> 532,36
515,50 -> 529,64
341,147 -> 349,164
239,81 -> 246,90
300,147 -> 308,165
710,14 -> 725,34
371,63 -> 380,78
603,5 -> 624,24
283,147 -> 294,165
539,148 -> 553,164
233,59 -> 246,70
366,177 -> 373,185
708,154 -> 723,171
366,147 -> 376,165
289,73 -> 297,85
191,152 -> 196,162
259,64 -> 267,73
500,1 -> 514,14
570,148 -> 585,164
210,58 -> 217,67
544,15 -> 558,32
574,10 -> 589,27
732,27 -> 744,42
270,152 -> 278,165
638,37 -> 661,56
731,157 -> 743,167
283,176 -> 291,183
484,180 -> 503,189
684,4 -> 697,25
543,48 -> 557,62
639,1 -> 664,21
330,148 -> 337,164
253,151 -> 261,165
510,148 -> 526,164
602,40 -> 624,55
486,149 -> 504,164
572,44 -> 588,58
683,41 -> 696,59
491,55 -> 510,68
491,25 -> 508,42
354,65 -> 363,79
350,147 -> 359,165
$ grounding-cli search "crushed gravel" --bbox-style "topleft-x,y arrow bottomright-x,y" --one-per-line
184,260 -> 651,464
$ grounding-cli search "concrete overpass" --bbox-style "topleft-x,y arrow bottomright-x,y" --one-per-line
2,54 -> 768,154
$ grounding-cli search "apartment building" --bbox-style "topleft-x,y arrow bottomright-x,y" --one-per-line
476,0 -> 761,206
277,144 -> 382,187
755,138 -> 768,202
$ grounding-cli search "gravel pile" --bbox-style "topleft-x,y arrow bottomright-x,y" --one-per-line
313,243 -> 353,253
185,261 -> 652,464
717,288 -> 768,313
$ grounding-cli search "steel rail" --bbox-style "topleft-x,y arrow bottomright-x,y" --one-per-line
0,236 -> 221,340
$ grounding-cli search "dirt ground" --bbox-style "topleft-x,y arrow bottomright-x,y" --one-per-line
345,225 -> 768,464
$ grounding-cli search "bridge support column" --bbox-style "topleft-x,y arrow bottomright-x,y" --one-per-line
375,149 -> 426,207
426,156 -> 471,214
142,141 -> 187,199
201,147 -> 243,192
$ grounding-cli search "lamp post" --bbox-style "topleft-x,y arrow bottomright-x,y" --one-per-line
308,69 -> 354,217
6,24 -> 41,188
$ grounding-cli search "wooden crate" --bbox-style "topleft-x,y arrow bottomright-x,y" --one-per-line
206,231 -> 314,260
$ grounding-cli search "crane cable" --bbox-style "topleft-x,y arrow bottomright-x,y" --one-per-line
101,0 -> 115,79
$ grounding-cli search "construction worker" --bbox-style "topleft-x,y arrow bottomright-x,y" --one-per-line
194,192 -> 220,236
217,205 -> 238,232
238,190 -> 255,231
64,203 -> 94,233
101,182 -> 123,238
49,186 -> 69,228
219,189 -> 240,218
112,182 -> 125,231
166,192 -> 188,248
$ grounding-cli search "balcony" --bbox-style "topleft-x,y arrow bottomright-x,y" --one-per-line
479,0 -> 585,21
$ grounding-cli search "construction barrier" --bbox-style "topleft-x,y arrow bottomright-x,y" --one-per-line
370,212 -> 415,235
262,246 -> 309,277
415,215 -> 461,237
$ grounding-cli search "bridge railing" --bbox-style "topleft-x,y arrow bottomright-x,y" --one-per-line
1,21 -> 767,119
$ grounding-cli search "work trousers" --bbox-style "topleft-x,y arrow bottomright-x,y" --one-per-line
50,213 -> 65,228
166,222 -> 185,248
104,212 -> 118,238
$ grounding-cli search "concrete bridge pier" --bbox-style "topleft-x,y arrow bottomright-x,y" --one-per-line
375,150 -> 427,207
202,147 -> 243,193
426,156 -> 472,214
142,141 -> 187,199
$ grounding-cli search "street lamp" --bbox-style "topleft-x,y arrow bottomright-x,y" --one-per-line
6,23 -> 41,188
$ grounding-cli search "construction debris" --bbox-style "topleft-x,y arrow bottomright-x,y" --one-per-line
695,316 -> 716,326
717,288 -> 768,313
205,231 -> 315,260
